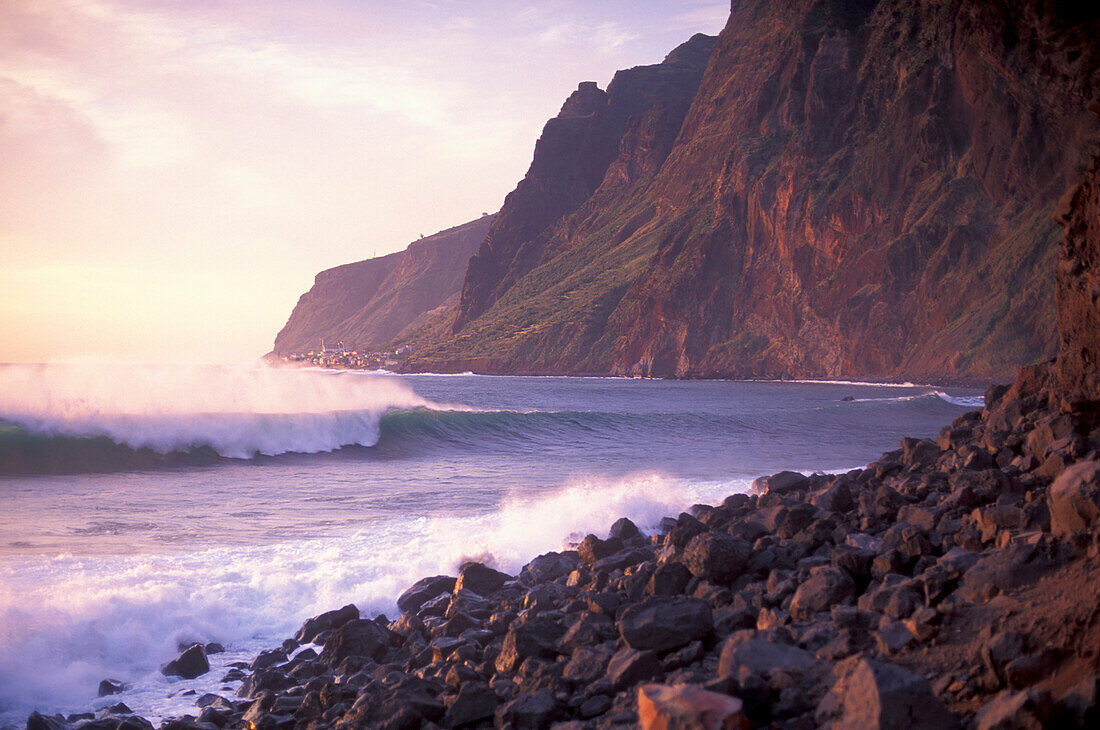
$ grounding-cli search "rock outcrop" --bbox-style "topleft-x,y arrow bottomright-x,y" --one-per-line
405,0 -> 1100,383
271,215 -> 493,356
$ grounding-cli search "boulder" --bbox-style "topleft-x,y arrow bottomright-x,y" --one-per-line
162,644 -> 210,679
752,471 -> 808,495
295,603 -> 360,644
789,566 -> 856,621
563,646 -> 613,683
667,513 -> 707,548
716,637 -> 817,679
819,657 -> 959,729
455,562 -> 511,595
958,543 -> 1061,603
1048,460 -> 1100,535
317,619 -> 394,667
519,552 -> 579,585
495,689 -> 560,729
98,680 -> 124,697
683,533 -> 751,585
606,647 -> 664,691
618,597 -> 713,652
396,577 -> 455,614
444,682 -> 498,727
577,534 -> 622,565
495,617 -> 565,673
637,684 -> 749,730
647,561 -> 693,595
609,517 -> 642,541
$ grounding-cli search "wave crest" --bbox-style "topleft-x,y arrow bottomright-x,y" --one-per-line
0,363 -> 444,460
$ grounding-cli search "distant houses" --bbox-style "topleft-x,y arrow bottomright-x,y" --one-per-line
282,341 -> 413,371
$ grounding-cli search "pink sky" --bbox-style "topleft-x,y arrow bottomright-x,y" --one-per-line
0,0 -> 728,363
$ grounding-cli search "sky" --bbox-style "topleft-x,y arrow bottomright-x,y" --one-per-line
0,0 -> 729,364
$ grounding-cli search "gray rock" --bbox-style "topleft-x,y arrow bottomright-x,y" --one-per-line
317,619 -> 394,667
617,596 -> 712,652
495,689 -> 560,729
752,471 -> 809,495
609,517 -> 642,541
562,646 -> 613,683
605,647 -> 663,691
819,657 -> 959,729
682,532 -> 751,585
294,603 -> 359,644
455,562 -> 511,595
495,617 -> 565,673
444,682 -> 498,727
162,644 -> 210,679
97,680 -> 124,697
519,552 -> 579,586
396,577 -> 455,614
646,561 -> 692,595
717,636 -> 817,678
790,566 -> 856,621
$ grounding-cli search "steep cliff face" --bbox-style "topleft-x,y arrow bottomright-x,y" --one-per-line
1053,108 -> 1100,400
271,215 -> 492,356
409,0 -> 1100,382
453,33 -> 717,331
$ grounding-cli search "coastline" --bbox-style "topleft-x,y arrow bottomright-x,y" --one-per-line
27,378 -> 1100,729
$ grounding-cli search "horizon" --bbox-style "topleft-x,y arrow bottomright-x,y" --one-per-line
0,0 -> 728,365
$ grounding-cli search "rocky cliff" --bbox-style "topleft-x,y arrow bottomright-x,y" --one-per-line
454,33 -> 717,332
1053,108 -> 1100,401
271,215 -> 492,356
406,0 -> 1100,383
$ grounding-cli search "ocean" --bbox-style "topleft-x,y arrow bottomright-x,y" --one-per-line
0,363 -> 984,725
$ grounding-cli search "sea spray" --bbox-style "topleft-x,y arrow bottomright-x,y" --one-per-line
0,363 -> 449,458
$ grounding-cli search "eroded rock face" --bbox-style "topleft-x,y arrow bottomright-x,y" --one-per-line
1048,460 -> 1100,534
1053,125 -> 1100,401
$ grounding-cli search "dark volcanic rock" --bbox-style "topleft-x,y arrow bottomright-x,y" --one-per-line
162,644 -> 209,679
605,647 -> 664,691
318,619 -> 394,667
97,680 -> 124,697
454,562 -> 511,596
617,596 -> 712,652
295,603 -> 360,644
818,657 -> 959,729
396,577 -> 455,614
682,532 -> 751,584
789,566 -> 856,621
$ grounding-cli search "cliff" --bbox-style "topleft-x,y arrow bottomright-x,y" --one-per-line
271,215 -> 493,356
407,0 -> 1100,383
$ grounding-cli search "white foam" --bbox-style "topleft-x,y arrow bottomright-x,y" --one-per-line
0,363 -> 449,458
0,471 -> 750,724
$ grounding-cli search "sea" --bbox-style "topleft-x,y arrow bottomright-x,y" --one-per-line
0,362 -> 985,725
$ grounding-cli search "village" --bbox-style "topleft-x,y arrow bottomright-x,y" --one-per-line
281,340 -> 413,370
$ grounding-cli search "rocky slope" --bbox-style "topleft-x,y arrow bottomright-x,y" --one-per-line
271,215 -> 493,357
407,0 -> 1100,383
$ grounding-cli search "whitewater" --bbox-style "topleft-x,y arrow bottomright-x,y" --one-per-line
0,364 -> 984,725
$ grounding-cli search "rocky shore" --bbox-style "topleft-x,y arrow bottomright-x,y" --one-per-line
25,377 -> 1100,729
